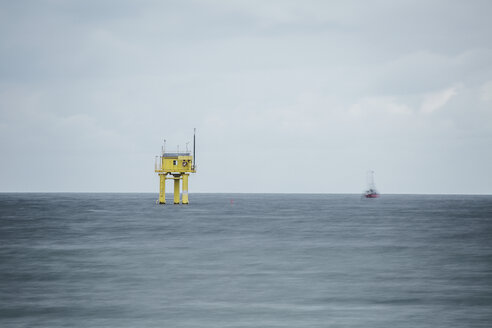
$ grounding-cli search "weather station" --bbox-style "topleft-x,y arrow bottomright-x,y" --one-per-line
154,129 -> 197,204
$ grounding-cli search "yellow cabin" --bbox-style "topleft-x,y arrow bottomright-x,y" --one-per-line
154,130 -> 197,205
160,154 -> 195,173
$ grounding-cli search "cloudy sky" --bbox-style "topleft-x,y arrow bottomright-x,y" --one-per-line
1,0 -> 491,194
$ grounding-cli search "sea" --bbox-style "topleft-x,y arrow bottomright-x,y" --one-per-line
1,193 -> 491,327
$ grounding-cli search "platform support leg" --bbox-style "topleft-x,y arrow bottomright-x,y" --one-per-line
158,174 -> 166,204
182,174 -> 189,204
174,176 -> 181,204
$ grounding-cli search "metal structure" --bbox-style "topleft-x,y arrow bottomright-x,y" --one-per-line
155,129 -> 197,204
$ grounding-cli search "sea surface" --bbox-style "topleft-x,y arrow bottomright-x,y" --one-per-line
1,193 -> 492,327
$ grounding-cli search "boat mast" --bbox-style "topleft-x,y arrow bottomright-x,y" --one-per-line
367,170 -> 376,190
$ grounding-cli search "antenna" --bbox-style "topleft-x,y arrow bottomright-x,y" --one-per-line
186,142 -> 190,153
193,128 -> 196,170
162,139 -> 166,155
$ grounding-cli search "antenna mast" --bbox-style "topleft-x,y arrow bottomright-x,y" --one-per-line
193,128 -> 196,170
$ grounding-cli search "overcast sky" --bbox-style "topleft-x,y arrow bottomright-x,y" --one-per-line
1,0 -> 491,194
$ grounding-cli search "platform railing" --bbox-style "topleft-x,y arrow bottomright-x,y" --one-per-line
155,156 -> 162,171
162,152 -> 191,157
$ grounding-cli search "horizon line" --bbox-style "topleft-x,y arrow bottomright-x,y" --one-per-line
1,191 -> 491,196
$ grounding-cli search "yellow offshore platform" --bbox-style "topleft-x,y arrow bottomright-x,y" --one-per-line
154,129 -> 197,204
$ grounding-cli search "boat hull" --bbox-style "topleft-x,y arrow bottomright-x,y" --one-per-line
365,193 -> 379,198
